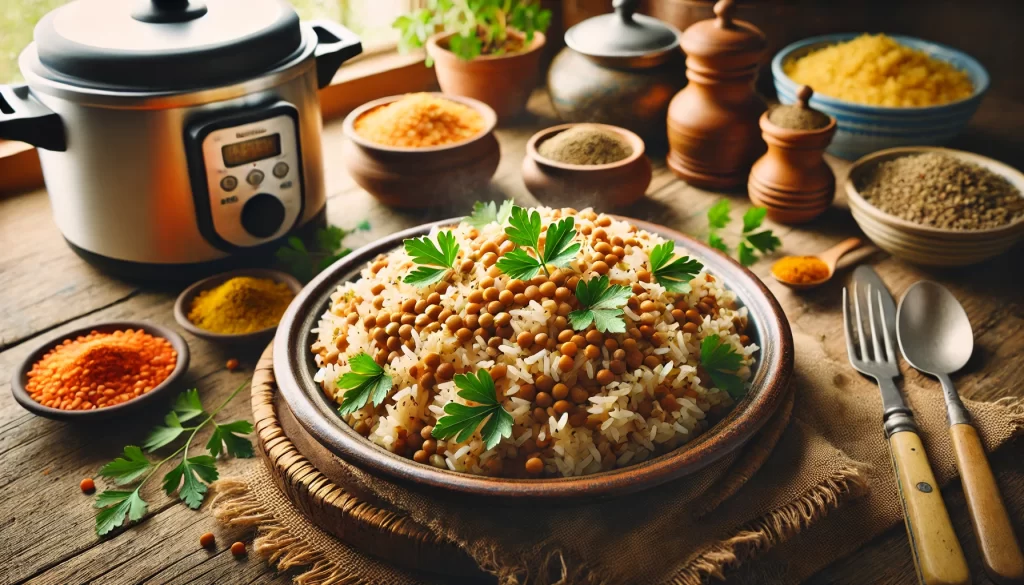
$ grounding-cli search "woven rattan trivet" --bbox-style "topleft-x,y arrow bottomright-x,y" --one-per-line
249,343 -> 795,578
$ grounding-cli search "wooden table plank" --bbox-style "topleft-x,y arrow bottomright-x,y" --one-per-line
0,88 -> 1020,585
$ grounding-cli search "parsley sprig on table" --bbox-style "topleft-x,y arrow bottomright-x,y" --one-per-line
496,205 -> 581,280
432,370 -> 513,450
94,382 -> 253,536
403,231 -> 460,287
706,200 -> 780,267
275,221 -> 371,282
466,199 -> 514,228
568,275 -> 631,333
700,334 -> 746,398
336,353 -> 394,416
648,241 -> 704,294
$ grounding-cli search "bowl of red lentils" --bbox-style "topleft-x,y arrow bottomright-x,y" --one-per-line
11,321 -> 190,421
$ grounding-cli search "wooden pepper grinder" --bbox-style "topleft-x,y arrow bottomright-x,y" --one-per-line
666,0 -> 766,190
748,85 -> 837,224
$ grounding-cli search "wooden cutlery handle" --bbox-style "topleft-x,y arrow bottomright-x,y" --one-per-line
950,423 -> 1024,584
889,430 -> 971,585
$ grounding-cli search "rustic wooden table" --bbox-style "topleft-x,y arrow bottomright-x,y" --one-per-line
1,90 -> 1021,585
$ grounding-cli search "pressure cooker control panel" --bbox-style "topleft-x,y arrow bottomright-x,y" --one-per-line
186,102 -> 304,251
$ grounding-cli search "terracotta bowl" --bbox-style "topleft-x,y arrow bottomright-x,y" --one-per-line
11,321 -> 190,421
522,124 -> 653,209
846,147 -> 1024,266
272,218 -> 793,500
174,268 -> 302,344
341,93 -> 501,209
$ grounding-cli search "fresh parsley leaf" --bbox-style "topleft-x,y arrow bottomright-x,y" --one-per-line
742,207 -> 767,233
708,233 -> 729,253
495,248 -> 543,280
94,488 -> 147,536
737,242 -> 758,267
143,411 -> 185,452
541,217 -> 582,268
700,334 -> 746,398
466,199 -> 514,228
207,420 -> 255,458
745,230 -> 781,254
171,389 -> 205,422
432,370 -> 513,450
163,455 -> 219,509
504,205 -> 543,249
403,231 -> 460,287
98,446 -> 152,485
648,241 -> 704,294
707,199 -> 732,230
568,275 -> 631,334
495,206 -> 580,279
276,222 -> 369,282
337,353 -> 393,416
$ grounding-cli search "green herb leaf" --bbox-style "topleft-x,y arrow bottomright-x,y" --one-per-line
337,353 -> 393,417
745,230 -> 781,254
276,223 -> 367,282
737,242 -> 758,266
403,231 -> 460,287
568,275 -> 631,333
707,199 -> 732,230
432,370 -> 513,450
171,389 -> 205,422
700,334 -> 746,398
708,233 -> 729,253
163,455 -> 219,509
98,446 -> 152,485
495,248 -> 542,280
207,420 -> 255,458
143,411 -> 185,452
741,207 -> 767,233
541,217 -> 582,268
467,199 -> 514,228
94,488 -> 147,536
504,205 -> 542,249
648,241 -> 703,294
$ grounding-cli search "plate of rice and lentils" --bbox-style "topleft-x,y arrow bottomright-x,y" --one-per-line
273,205 -> 793,498
846,147 -> 1024,266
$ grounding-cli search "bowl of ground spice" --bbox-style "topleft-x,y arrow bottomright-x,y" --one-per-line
342,92 -> 500,209
12,322 -> 189,421
846,147 -> 1024,266
522,123 -> 651,208
174,269 -> 301,343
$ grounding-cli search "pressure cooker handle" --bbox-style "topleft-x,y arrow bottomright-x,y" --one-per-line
310,20 -> 363,89
0,84 -> 66,152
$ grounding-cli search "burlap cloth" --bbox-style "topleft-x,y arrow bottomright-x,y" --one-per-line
211,325 -> 1023,584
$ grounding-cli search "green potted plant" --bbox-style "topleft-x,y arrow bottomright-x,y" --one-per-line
394,0 -> 551,119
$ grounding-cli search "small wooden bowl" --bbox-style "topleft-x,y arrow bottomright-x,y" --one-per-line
522,123 -> 652,209
11,321 -> 190,421
342,93 -> 501,209
174,269 -> 302,344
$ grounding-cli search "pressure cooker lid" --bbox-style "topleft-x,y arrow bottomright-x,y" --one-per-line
32,0 -> 304,91
565,0 -> 680,61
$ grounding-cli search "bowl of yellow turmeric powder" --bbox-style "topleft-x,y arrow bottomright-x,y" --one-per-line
174,269 -> 301,344
772,33 -> 989,160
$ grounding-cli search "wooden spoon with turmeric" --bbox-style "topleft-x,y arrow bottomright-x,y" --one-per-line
771,237 -> 862,290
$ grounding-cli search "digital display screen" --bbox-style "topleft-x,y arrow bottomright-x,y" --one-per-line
222,134 -> 281,167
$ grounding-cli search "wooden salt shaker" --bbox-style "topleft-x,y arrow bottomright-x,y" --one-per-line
666,0 -> 766,190
748,86 -> 837,224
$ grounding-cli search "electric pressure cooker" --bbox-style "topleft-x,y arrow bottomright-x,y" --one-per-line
0,0 -> 362,278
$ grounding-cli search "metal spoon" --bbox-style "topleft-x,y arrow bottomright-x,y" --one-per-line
898,281 -> 1024,585
771,237 -> 862,290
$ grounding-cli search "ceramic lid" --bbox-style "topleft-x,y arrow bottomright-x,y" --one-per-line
565,0 -> 680,64
680,0 -> 765,65
32,0 -> 303,91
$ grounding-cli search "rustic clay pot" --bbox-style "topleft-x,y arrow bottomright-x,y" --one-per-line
521,123 -> 652,209
748,86 -> 836,224
666,0 -> 766,190
427,31 -> 546,120
341,93 -> 500,209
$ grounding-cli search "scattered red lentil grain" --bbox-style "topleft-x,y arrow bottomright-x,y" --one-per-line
25,329 -> 177,411
226,358 -> 240,371
230,541 -> 247,556
80,478 -> 95,494
199,532 -> 216,548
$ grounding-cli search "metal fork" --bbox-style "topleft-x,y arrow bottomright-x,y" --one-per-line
843,273 -> 969,585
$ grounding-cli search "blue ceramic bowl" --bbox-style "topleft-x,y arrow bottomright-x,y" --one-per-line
772,34 -> 989,160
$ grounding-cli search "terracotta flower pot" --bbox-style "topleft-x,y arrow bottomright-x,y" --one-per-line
427,31 -> 546,120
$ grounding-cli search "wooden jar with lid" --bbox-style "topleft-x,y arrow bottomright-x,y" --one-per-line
748,86 -> 837,224
666,0 -> 766,190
